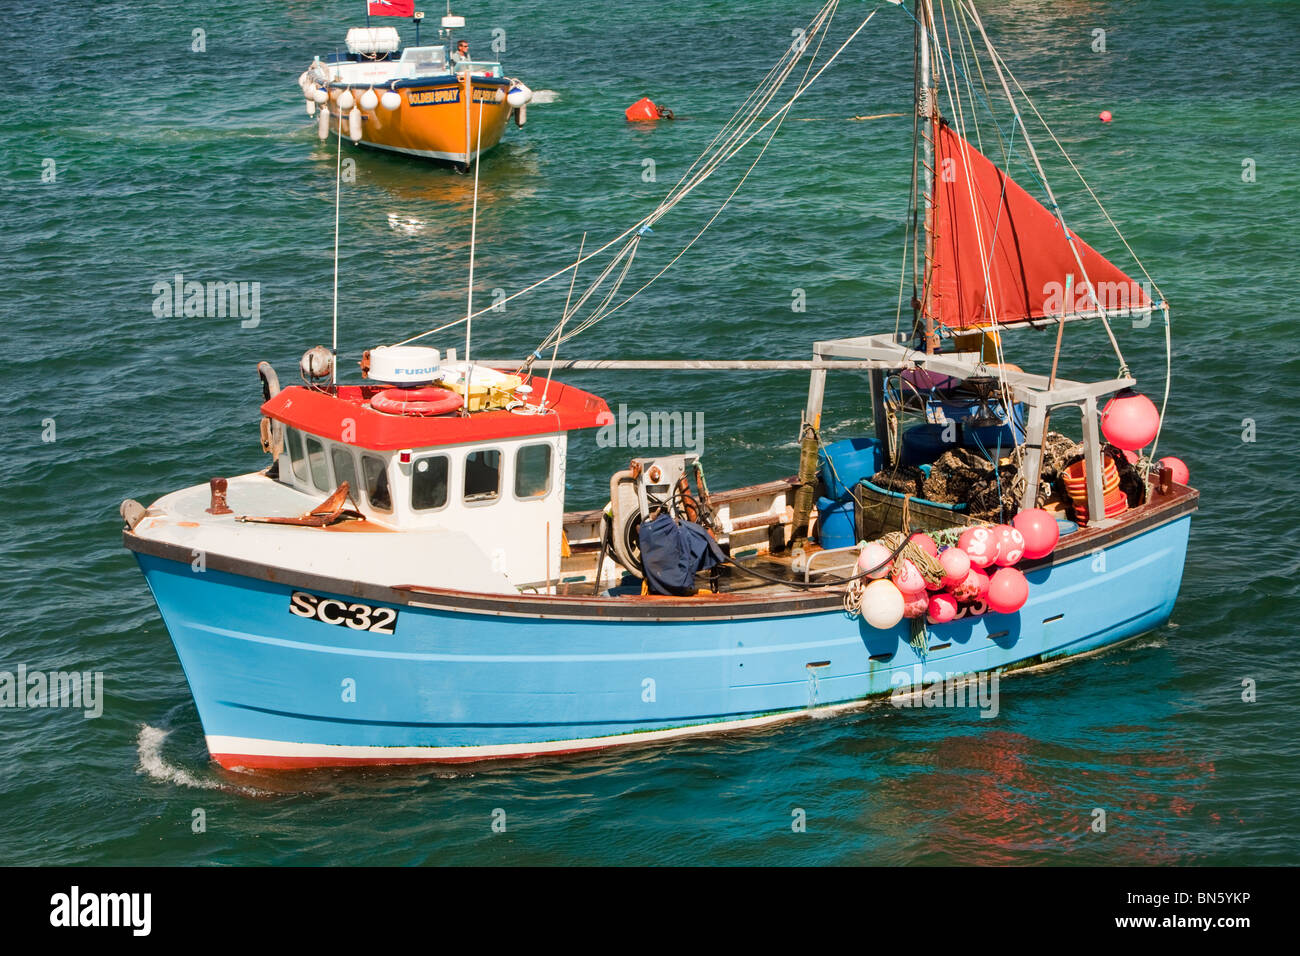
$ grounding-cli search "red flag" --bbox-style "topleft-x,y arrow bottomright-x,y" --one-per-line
368,0 -> 414,16
925,122 -> 1149,329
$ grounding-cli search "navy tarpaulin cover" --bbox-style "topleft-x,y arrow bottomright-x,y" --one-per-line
637,512 -> 727,595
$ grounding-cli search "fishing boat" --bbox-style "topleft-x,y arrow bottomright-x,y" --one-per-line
125,0 -> 1195,770
296,2 -> 532,168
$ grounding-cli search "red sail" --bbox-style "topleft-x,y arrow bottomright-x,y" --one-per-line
925,122 -> 1150,330
367,0 -> 414,16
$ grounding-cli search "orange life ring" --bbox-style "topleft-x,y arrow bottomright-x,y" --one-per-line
370,386 -> 464,417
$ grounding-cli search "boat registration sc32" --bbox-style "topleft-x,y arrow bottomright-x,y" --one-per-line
289,590 -> 398,635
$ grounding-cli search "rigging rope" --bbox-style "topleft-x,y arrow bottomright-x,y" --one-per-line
929,0 -> 1021,443
391,1 -> 878,355
526,3 -> 870,363
958,0 -> 1129,380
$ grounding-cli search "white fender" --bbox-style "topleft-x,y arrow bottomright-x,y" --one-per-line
317,106 -> 329,140
506,82 -> 533,108
337,89 -> 355,110
348,106 -> 362,141
359,88 -> 378,111
380,89 -> 401,110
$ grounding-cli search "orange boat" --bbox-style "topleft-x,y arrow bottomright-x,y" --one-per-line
297,4 -> 532,169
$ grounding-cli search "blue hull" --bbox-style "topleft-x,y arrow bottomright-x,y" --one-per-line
132,512 -> 1192,768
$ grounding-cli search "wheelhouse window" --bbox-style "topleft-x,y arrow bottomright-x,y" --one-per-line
361,454 -> 392,512
331,446 -> 360,501
514,443 -> 552,500
412,455 -> 450,511
463,449 -> 500,503
285,427 -> 308,482
305,436 -> 330,491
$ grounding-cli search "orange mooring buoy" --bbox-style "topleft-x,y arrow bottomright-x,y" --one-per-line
625,97 -> 672,121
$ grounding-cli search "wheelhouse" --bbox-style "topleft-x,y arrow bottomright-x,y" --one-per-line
261,374 -> 608,588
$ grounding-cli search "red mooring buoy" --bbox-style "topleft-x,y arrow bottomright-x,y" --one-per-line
625,97 -> 673,121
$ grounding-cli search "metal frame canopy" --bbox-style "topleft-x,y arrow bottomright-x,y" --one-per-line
489,332 -> 1136,529
805,333 -> 1135,524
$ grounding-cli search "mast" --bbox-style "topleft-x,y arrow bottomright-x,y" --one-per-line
915,0 -> 939,353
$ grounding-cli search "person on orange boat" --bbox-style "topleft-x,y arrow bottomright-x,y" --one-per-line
450,39 -> 470,69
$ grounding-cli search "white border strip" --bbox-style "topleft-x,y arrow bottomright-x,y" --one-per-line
207,704 -> 858,764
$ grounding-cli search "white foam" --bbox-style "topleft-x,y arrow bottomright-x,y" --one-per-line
136,724 -> 223,790
529,89 -> 560,104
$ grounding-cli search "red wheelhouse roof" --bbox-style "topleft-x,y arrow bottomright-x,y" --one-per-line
262,378 -> 610,451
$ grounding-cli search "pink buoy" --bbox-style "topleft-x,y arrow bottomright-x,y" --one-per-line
991,524 -> 1026,566
910,532 -> 939,557
953,567 -> 990,602
1159,456 -> 1190,485
891,558 -> 926,595
1122,448 -> 1139,464
1101,389 -> 1160,451
857,541 -> 893,579
938,547 -> 971,587
901,590 -> 930,619
1012,508 -> 1060,560
987,567 -> 1029,614
1099,110 -> 1113,123
927,592 -> 959,624
958,526 -> 997,568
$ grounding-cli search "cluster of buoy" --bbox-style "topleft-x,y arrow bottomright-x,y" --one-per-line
1099,387 -> 1191,490
852,508 -> 1062,630
297,69 -> 404,143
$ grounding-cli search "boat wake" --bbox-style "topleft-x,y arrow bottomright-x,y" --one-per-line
530,89 -> 560,104
136,725 -> 266,795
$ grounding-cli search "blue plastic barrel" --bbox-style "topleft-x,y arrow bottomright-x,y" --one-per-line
816,437 -> 882,549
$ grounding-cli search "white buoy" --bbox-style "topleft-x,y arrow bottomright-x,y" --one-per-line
861,579 -> 905,629
337,89 -> 355,110
348,106 -> 362,142
359,88 -> 378,111
313,87 -> 328,105
303,83 -> 316,100
306,99 -> 316,117
317,106 -> 329,140
380,90 -> 401,110
506,82 -> 533,108
513,104 -> 527,127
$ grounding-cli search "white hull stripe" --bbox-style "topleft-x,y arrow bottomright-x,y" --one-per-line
206,704 -> 864,763
353,140 -> 482,164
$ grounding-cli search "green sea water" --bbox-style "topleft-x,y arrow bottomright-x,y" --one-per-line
1,0 -> 1298,865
